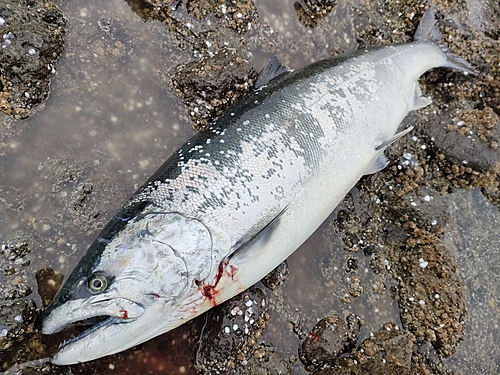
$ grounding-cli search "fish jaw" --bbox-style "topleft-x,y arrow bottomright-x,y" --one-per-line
46,299 -> 162,365
42,296 -> 145,334
44,285 -> 235,365
42,295 -> 149,365
43,285 -> 210,365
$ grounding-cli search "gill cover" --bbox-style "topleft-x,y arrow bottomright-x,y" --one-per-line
42,211 -> 215,364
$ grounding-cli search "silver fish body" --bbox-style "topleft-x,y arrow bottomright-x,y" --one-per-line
42,9 -> 475,365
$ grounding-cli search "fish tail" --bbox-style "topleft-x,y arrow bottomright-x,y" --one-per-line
414,7 -> 478,75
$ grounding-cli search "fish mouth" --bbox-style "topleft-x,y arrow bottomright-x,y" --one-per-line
42,297 -> 169,365
48,315 -> 141,365
56,315 -> 122,350
43,296 -> 145,334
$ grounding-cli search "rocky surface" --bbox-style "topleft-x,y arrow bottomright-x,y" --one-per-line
241,341 -> 292,375
0,237 -> 40,370
195,286 -> 269,374
299,314 -> 360,370
171,47 -> 257,130
0,0 -> 498,374
294,0 -> 336,28
312,323 -> 417,375
261,261 -> 289,291
0,0 -> 65,119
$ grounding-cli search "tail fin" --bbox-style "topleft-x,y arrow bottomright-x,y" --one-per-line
414,7 -> 478,75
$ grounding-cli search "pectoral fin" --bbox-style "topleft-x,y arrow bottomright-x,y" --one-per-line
229,206 -> 288,262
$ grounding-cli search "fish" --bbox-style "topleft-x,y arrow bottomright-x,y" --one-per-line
41,8 -> 476,365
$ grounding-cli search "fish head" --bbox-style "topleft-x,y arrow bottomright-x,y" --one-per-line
42,210 -> 215,365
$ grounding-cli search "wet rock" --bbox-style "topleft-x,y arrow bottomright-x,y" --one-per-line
35,268 -> 63,309
0,238 -> 37,364
135,0 -> 259,34
294,0 -> 336,28
313,323 -> 416,375
355,323 -> 413,368
195,286 -> 268,374
482,185 -> 500,209
347,275 -> 363,298
344,257 -> 358,273
129,0 -> 259,51
187,0 -> 259,34
243,342 -> 292,375
351,185 -> 469,358
171,46 -> 257,130
2,357 -> 75,375
38,155 -> 112,232
299,314 -> 360,369
261,261 -> 289,290
0,0 -> 66,118
419,107 -> 500,191
0,300 -> 36,352
391,223 -> 467,357
0,240 -> 32,301
333,209 -> 369,253
126,0 -> 261,129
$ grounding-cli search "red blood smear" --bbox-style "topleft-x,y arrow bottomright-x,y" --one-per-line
200,260 -> 227,305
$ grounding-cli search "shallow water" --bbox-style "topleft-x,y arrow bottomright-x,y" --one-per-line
1,0 -> 499,374
1,0 -> 192,274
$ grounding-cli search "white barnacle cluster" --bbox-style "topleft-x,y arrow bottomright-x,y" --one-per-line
399,152 -> 419,170
223,295 -> 261,336
418,258 -> 429,269
0,328 -> 8,338
2,31 -> 14,49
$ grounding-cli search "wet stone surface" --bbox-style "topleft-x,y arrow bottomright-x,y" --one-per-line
126,1 -> 261,130
195,286 -> 269,374
132,0 -> 259,35
313,323 -> 417,375
389,221 -> 467,357
243,342 -> 292,375
294,0 -> 336,28
171,47 -> 257,130
299,314 -> 360,370
261,261 -> 289,291
37,155 -> 115,234
0,239 -> 37,356
0,0 -> 66,118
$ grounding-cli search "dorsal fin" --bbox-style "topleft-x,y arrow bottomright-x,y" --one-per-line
254,56 -> 293,88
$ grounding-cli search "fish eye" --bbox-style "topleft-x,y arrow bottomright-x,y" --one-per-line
87,274 -> 107,293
